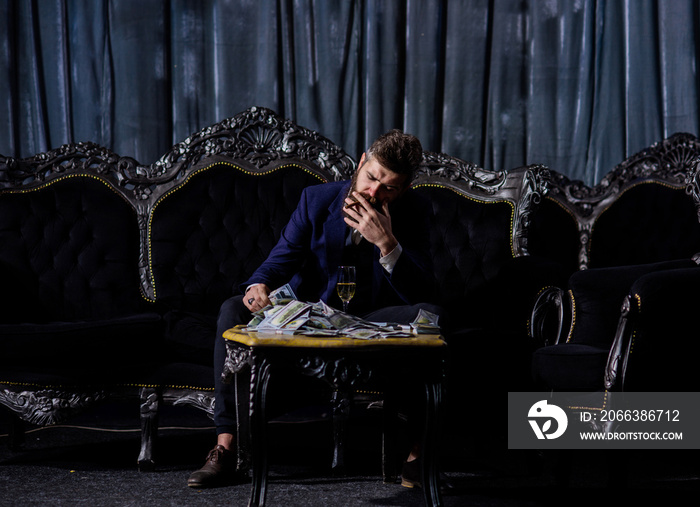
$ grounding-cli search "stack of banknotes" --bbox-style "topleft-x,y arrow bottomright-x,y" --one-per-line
244,284 -> 440,339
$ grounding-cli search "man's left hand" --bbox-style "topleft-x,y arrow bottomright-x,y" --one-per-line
343,191 -> 398,256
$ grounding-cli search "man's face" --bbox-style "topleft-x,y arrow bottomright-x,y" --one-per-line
350,154 -> 408,207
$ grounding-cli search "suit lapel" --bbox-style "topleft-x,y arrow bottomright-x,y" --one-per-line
323,184 -> 350,291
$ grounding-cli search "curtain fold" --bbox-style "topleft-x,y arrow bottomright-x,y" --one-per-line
1,0 -> 699,184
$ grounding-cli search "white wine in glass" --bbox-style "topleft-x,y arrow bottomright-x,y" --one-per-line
336,265 -> 356,313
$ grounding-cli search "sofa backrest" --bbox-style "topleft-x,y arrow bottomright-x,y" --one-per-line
0,107 -> 356,322
0,175 -> 144,322
145,107 -> 356,313
149,162 -> 331,313
409,152 -> 550,317
530,132 -> 700,272
1,105 -> 552,326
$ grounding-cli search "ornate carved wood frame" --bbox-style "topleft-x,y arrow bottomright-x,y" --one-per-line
543,132 -> 700,270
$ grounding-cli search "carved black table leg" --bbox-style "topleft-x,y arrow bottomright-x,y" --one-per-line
330,388 -> 350,474
381,393 -> 398,483
138,387 -> 160,471
224,341 -> 254,474
249,353 -> 272,507
235,366 -> 253,474
421,381 -> 444,507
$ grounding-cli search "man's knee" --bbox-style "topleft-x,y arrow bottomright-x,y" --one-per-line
217,295 -> 251,330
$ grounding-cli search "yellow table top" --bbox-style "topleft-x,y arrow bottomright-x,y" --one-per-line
223,325 -> 446,349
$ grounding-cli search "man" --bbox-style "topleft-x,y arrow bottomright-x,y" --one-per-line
188,129 -> 442,488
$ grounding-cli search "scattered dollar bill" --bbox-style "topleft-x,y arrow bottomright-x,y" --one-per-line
373,323 -> 414,337
310,300 -> 336,317
265,300 -> 312,329
247,314 -> 264,327
328,312 -> 364,331
413,308 -> 440,326
272,314 -> 309,334
244,285 -> 441,338
254,302 -> 296,330
269,284 -> 297,306
410,308 -> 441,334
307,316 -> 334,329
346,328 -> 380,340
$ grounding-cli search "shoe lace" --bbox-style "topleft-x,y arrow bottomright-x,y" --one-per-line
206,446 -> 225,463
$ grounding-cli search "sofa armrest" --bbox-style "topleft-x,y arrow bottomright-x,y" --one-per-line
530,286 -> 571,347
605,265 -> 700,391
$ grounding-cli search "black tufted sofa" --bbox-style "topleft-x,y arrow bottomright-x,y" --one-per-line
1,106 -> 551,469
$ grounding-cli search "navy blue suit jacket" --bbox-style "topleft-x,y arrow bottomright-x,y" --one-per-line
243,180 -> 435,312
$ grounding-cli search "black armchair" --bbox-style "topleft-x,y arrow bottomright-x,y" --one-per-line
531,258 -> 699,393
530,133 -> 700,401
526,138 -> 700,491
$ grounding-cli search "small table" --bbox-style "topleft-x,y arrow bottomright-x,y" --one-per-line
222,325 -> 447,507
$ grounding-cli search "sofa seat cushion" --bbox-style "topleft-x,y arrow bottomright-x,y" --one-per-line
162,310 -> 216,366
531,343 -> 609,391
0,313 -> 163,375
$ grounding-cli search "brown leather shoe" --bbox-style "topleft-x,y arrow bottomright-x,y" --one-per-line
187,445 -> 237,488
400,458 -> 422,488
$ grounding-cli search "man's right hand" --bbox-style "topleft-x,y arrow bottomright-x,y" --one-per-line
244,283 -> 271,311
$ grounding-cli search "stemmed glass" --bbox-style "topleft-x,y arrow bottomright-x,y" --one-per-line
336,265 -> 356,313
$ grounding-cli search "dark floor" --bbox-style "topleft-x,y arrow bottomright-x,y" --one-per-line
1,402 -> 698,506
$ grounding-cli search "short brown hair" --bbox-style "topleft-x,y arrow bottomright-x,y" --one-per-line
366,129 -> 423,182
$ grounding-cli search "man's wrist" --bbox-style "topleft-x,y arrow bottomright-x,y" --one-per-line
379,243 -> 402,274
378,237 -> 399,258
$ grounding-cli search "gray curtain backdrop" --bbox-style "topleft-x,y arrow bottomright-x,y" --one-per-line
1,0 -> 699,185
